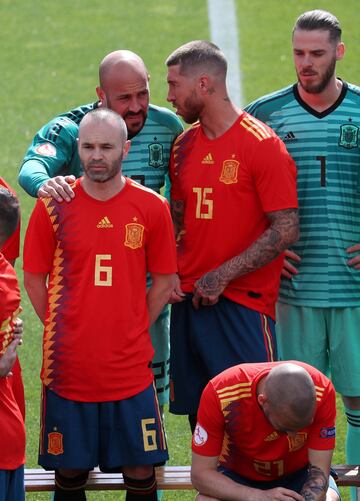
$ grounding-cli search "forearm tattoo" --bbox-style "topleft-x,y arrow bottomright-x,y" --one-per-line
195,208 -> 299,296
300,464 -> 328,501
171,199 -> 185,240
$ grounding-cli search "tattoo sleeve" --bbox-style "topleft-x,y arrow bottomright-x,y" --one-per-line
170,199 -> 185,240
300,464 -> 328,500
194,208 -> 299,297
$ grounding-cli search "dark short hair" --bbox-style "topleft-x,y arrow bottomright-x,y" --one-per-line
293,10 -> 342,43
0,186 -> 19,245
166,40 -> 227,78
79,108 -> 127,144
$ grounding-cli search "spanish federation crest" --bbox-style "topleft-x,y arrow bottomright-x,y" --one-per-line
287,432 -> 307,452
148,142 -> 164,168
48,431 -> 64,455
219,159 -> 239,184
124,222 -> 144,249
339,124 -> 359,149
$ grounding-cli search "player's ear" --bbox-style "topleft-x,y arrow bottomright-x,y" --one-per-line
257,393 -> 266,407
96,86 -> 106,105
122,140 -> 131,159
198,75 -> 210,95
336,42 -> 345,61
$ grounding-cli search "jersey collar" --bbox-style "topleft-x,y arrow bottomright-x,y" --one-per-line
293,80 -> 348,119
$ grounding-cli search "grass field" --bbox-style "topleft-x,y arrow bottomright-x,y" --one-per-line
1,0 -> 360,499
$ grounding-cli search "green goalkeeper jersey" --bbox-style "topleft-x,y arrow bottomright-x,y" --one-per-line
19,102 -> 183,196
245,82 -> 360,307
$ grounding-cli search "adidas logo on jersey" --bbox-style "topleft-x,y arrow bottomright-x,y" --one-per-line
97,216 -> 113,229
283,131 -> 296,142
264,431 -> 279,441
201,153 -> 214,164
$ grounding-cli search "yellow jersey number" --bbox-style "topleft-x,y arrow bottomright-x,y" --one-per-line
253,459 -> 284,477
193,187 -> 213,219
141,418 -> 158,451
94,254 -> 112,286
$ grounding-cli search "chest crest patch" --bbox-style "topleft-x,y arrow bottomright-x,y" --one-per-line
287,432 -> 307,452
148,142 -> 164,167
339,124 -> 359,149
219,159 -> 239,184
124,222 -> 144,249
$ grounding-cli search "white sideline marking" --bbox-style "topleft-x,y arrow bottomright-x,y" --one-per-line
207,0 -> 243,106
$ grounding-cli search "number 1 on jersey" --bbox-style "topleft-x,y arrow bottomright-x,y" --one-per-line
316,156 -> 326,187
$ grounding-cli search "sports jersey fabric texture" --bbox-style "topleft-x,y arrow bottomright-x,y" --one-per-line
193,361 -> 335,481
19,103 -> 183,197
0,178 -> 25,419
0,178 -> 20,261
245,82 -> 360,307
0,253 -> 25,469
23,178 -> 177,402
170,113 -> 298,319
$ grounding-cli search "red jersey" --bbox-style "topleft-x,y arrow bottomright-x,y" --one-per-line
193,361 -> 335,481
170,113 -> 297,318
0,177 -> 20,262
0,178 -> 25,419
23,178 -> 177,402
0,253 -> 25,469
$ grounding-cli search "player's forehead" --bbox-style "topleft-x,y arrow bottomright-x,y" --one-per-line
292,28 -> 333,50
79,120 -> 123,145
103,66 -> 149,95
167,64 -> 188,82
167,64 -> 198,85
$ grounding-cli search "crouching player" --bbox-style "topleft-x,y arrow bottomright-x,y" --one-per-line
0,186 -> 25,501
192,362 -> 340,500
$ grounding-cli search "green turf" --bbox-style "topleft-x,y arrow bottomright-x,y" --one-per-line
1,0 -> 358,499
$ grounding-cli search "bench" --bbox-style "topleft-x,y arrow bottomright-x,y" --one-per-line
333,465 -> 360,500
25,465 -> 193,492
24,464 -> 360,496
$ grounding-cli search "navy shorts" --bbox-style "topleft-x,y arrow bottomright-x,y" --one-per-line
39,383 -> 168,471
169,295 -> 277,415
0,466 -> 25,501
219,465 -> 340,497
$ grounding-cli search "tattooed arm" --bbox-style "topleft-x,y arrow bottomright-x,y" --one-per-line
169,199 -> 186,303
193,208 -> 299,308
170,199 -> 185,241
300,449 -> 334,501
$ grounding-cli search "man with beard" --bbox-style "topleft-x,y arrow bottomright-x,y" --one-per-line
23,109 -> 177,501
19,49 -> 183,416
165,41 -> 299,432
245,11 -> 360,500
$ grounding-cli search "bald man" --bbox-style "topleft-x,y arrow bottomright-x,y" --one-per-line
19,50 -> 183,412
23,109 -> 177,501
191,361 -> 340,501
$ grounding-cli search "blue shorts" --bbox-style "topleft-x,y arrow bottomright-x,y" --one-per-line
220,465 -> 340,497
39,383 -> 168,471
169,295 -> 277,415
0,466 -> 25,501
150,305 -> 170,406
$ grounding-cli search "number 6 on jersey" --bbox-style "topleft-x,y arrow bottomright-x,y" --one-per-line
95,254 -> 112,286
